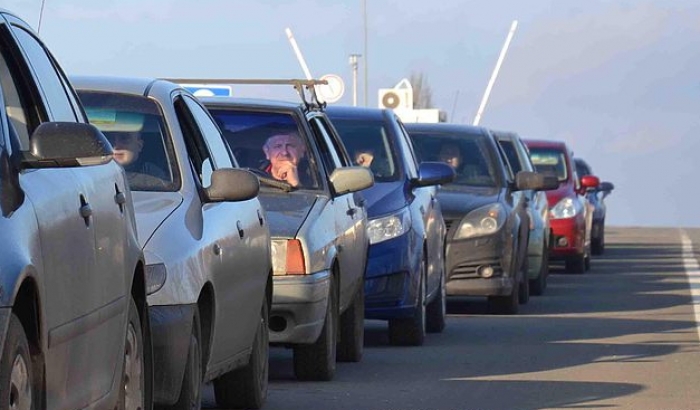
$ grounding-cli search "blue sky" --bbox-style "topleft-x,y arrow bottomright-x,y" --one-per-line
7,0 -> 699,227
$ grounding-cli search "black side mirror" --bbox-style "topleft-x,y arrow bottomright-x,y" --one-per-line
413,162 -> 456,187
515,171 -> 559,191
205,168 -> 260,202
24,122 -> 113,168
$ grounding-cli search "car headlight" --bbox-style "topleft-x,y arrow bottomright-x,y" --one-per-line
453,203 -> 506,240
145,263 -> 167,295
550,197 -> 582,219
367,208 -> 411,245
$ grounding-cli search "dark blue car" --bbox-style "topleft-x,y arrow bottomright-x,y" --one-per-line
326,106 -> 454,346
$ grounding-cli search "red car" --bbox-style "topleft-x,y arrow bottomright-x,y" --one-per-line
523,139 -> 599,273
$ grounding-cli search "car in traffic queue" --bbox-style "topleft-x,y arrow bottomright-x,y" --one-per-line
74,76 -> 273,410
0,11 -> 151,410
574,157 -> 614,255
493,130 -> 556,296
406,123 -> 553,314
524,139 -> 599,273
326,106 -> 455,343
202,90 -> 374,380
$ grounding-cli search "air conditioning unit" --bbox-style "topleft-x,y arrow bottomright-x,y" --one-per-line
378,88 -> 413,110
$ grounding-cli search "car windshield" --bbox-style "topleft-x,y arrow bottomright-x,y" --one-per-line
78,91 -> 179,192
409,131 -> 498,187
329,119 -> 399,182
529,148 -> 569,182
575,159 -> 591,178
206,109 -> 321,190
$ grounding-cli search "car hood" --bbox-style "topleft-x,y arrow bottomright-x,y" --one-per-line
437,186 -> 502,220
362,181 -> 410,217
132,191 -> 184,249
258,190 -> 318,238
545,184 -> 576,207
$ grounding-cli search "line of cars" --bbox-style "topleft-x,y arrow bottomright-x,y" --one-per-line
0,9 -> 614,410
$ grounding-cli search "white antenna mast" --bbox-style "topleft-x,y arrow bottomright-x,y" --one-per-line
473,20 -> 518,126
285,27 -> 313,80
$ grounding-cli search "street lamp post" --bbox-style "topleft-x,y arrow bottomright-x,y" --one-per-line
362,0 -> 368,107
348,54 -> 361,106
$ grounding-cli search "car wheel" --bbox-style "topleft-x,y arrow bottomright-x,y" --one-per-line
337,282 -> 364,363
388,263 -> 426,346
119,297 -> 145,410
426,267 -> 446,334
293,275 -> 337,381
170,309 -> 202,410
518,255 -> 530,305
488,279 -> 519,315
592,222 -> 605,255
214,292 -> 269,409
0,314 -> 34,410
565,253 -> 586,274
529,244 -> 548,296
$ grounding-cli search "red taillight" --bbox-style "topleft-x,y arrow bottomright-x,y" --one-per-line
286,239 -> 306,275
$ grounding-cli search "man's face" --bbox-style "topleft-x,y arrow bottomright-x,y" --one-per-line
439,144 -> 461,169
264,134 -> 305,166
110,133 -> 143,166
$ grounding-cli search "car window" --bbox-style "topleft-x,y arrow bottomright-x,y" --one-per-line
498,139 -> 522,174
308,116 -> 341,175
182,95 -> 234,169
528,147 -> 569,182
397,119 -> 420,173
330,118 -> 399,182
575,159 -> 592,178
79,91 -> 179,192
314,115 -> 353,167
11,25 -> 78,122
409,131 -> 498,187
206,108 -> 322,190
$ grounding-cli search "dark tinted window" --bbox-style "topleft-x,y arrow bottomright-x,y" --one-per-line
329,118 -> 399,182
409,131 -> 498,187
529,147 -> 569,182
79,91 -> 179,192
498,140 -> 522,174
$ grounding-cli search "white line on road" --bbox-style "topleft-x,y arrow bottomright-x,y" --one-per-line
680,230 -> 700,342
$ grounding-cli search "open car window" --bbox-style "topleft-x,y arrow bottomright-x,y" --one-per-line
331,118 -> 399,182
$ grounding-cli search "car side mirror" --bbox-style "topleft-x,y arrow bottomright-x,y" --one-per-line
515,171 -> 559,191
580,175 -> 600,191
23,122 -> 113,169
599,181 -> 614,198
330,166 -> 374,195
205,168 -> 260,202
413,161 -> 455,187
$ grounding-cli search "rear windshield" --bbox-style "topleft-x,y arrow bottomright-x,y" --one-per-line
78,91 -> 179,192
206,109 -> 322,190
408,131 -> 498,187
330,119 -> 400,182
529,147 -> 569,182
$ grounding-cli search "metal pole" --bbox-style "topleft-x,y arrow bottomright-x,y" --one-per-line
473,20 -> 518,126
362,0 -> 368,107
37,0 -> 47,34
285,27 -> 313,80
349,54 -> 361,106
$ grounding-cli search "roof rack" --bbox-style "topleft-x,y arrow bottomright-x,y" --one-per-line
162,78 -> 329,111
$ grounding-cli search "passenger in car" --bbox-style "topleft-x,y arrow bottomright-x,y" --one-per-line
439,142 -> 463,171
261,132 -> 310,187
108,131 -> 168,188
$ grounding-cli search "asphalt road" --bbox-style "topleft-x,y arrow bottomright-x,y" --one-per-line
204,227 -> 700,410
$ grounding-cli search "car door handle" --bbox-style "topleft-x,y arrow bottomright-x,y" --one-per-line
80,203 -> 92,219
213,243 -> 222,255
257,209 -> 264,226
237,220 -> 244,239
347,207 -> 358,217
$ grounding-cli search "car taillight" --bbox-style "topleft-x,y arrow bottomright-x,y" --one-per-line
286,239 -> 306,275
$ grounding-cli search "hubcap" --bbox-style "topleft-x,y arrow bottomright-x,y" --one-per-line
9,353 -> 31,410
124,322 -> 144,410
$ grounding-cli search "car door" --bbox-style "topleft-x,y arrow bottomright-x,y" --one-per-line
2,18 -> 123,408
306,113 -> 366,310
177,94 -> 268,366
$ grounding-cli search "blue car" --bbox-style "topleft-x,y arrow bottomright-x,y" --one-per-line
326,106 -> 454,346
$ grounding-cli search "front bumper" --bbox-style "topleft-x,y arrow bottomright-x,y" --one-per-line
269,270 -> 330,345
363,232 -> 421,320
149,304 -> 196,406
549,216 -> 585,259
444,230 -> 516,297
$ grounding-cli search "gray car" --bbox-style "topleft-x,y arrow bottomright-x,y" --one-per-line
74,76 -> 273,410
0,11 -> 150,410
202,96 -> 373,381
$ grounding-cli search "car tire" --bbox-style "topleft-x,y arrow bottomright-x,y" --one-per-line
388,264 -> 426,346
170,308 -> 202,410
426,268 -> 446,334
293,275 -> 337,381
529,244 -> 548,296
0,314 -> 34,410
119,296 -> 146,410
518,256 -> 530,305
565,253 -> 586,274
592,222 -> 605,255
214,293 -> 269,409
488,278 -> 519,315
337,283 -> 364,363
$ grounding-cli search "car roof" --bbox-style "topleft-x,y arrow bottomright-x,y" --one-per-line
490,130 -> 520,141
71,75 -> 181,97
523,138 -> 568,150
324,105 -> 388,120
404,122 -> 488,138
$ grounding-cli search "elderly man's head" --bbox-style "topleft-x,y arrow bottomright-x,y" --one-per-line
110,132 -> 144,166
263,133 -> 306,166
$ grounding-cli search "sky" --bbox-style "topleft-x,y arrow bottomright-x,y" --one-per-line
6,0 -> 699,228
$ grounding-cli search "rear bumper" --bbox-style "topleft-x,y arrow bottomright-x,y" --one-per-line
270,270 -> 330,345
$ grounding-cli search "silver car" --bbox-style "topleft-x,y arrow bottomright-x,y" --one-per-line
203,97 -> 373,381
74,76 -> 273,410
0,10 -> 149,410
494,131 -> 554,296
